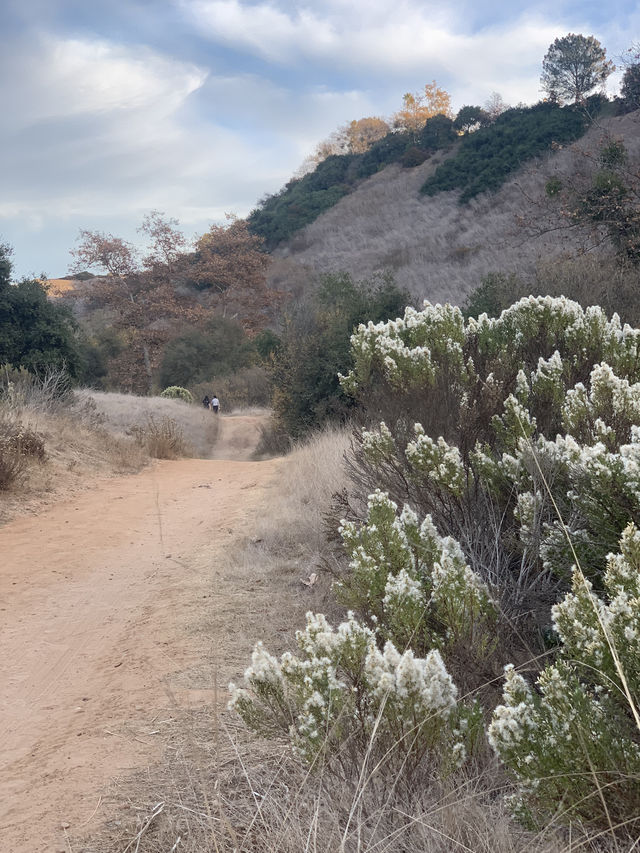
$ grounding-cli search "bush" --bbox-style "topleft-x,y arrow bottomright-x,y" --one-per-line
158,316 -> 255,388
0,246 -> 83,378
230,610 -> 483,776
159,385 -> 193,403
489,522 -> 640,837
253,416 -> 292,458
270,272 -> 410,439
335,490 -> 497,692
0,414 -> 45,490
401,146 -> 430,168
130,415 -> 188,459
340,297 -> 640,632
421,102 -> 588,202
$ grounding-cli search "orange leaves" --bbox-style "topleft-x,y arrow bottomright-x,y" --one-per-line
345,117 -> 390,154
393,81 -> 453,138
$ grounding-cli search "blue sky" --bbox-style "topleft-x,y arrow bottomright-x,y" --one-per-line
1,0 -> 637,277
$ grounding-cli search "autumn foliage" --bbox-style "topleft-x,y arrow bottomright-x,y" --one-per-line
70,213 -> 281,393
392,81 -> 453,139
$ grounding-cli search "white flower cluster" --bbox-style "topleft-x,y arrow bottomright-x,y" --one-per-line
490,525 -> 640,822
487,664 -> 537,752
405,425 -> 465,495
339,489 -> 494,650
229,607 -> 470,770
361,421 -> 396,463
563,362 -> 640,445
365,642 -> 458,716
340,302 -> 466,393
552,523 -> 640,678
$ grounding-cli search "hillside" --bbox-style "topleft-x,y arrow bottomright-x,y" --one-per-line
268,109 -> 640,306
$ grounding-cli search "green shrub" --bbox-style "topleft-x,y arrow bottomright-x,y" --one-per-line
335,490 -> 497,691
158,317 -> 255,388
229,610 -> 483,776
340,296 -> 640,631
0,246 -> 83,378
270,272 -> 410,439
400,146 -> 429,168
421,102 -> 588,202
159,385 -> 193,403
489,523 -> 640,836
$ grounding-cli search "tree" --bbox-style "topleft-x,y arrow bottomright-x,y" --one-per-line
393,81 -> 453,140
191,216 -> 277,331
483,91 -> 510,121
0,241 -> 13,290
453,105 -> 490,134
345,117 -> 390,153
621,63 -> 640,111
0,244 -> 82,377
71,230 -> 138,282
540,33 -> 614,104
138,210 -> 188,276
70,228 -> 206,392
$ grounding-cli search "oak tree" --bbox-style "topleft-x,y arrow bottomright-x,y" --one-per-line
139,210 -> 188,276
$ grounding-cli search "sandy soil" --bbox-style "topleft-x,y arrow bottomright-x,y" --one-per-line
0,415 -> 282,852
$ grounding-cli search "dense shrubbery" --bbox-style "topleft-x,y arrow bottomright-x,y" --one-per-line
464,255 -> 640,326
249,102 -> 595,248
248,117 -> 459,248
233,295 -> 640,842
248,155 -> 361,248
269,272 -> 410,439
489,523 -> 640,832
158,316 -> 256,389
0,245 -> 82,379
421,102 -> 588,202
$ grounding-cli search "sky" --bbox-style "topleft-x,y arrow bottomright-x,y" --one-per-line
1,0 -> 638,278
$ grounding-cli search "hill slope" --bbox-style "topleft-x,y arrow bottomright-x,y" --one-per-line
269,110 -> 640,306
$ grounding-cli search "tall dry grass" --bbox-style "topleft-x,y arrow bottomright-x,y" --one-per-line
271,111 -> 640,307
77,390 -> 220,458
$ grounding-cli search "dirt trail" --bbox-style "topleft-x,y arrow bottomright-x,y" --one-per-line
0,415 -> 281,853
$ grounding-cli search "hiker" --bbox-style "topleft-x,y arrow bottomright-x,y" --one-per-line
210,395 -> 220,414
202,394 -> 210,409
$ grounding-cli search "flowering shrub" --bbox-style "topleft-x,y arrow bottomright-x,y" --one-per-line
488,523 -> 640,834
335,491 -> 496,679
229,611 -> 482,774
342,297 -> 640,604
159,385 -> 194,403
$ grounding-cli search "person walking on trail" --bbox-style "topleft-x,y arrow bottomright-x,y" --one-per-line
202,395 -> 210,409
210,395 -> 220,414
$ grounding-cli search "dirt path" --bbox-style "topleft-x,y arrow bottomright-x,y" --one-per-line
0,416 -> 282,852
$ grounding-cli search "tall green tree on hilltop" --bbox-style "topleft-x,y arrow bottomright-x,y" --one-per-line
541,33 -> 614,104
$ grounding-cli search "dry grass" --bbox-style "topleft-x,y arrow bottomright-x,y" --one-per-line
271,111 -> 640,307
77,390 -> 220,458
0,398 -> 148,524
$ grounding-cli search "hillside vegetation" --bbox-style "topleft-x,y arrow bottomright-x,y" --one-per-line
268,108 -> 640,306
250,101 -> 591,250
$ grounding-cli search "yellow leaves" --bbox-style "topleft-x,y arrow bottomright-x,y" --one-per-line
393,80 -> 453,138
345,117 -> 390,154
